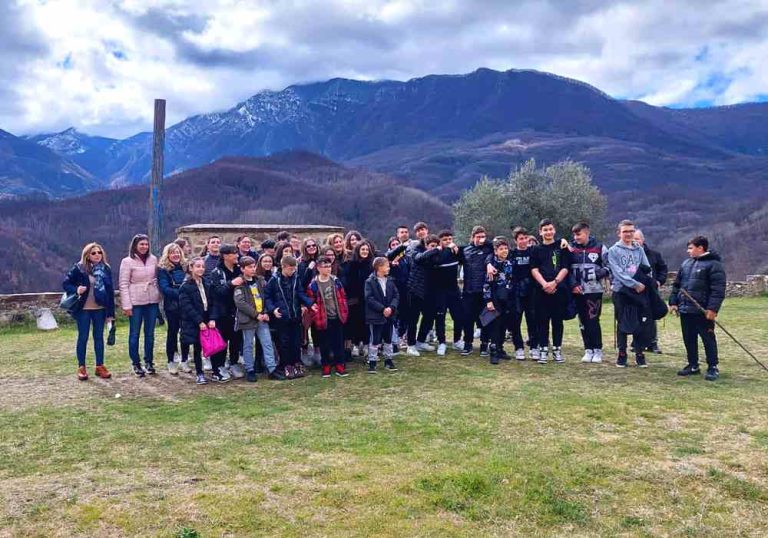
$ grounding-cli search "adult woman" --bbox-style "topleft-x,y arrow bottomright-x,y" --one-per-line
298,237 -> 321,364
343,231 -> 362,262
119,234 -> 161,377
344,240 -> 375,357
158,242 -> 190,375
63,242 -> 115,381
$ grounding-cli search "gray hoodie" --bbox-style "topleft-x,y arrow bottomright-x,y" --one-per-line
607,241 -> 650,292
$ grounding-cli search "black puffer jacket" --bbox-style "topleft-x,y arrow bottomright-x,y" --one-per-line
158,264 -> 186,316
669,251 -> 726,314
178,278 -> 214,346
460,243 -> 494,294
209,261 -> 242,319
407,242 -> 439,299
643,245 -> 669,286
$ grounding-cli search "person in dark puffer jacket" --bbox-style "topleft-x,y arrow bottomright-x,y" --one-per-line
405,232 -> 440,355
458,226 -> 494,356
632,229 -> 669,354
364,257 -> 400,373
386,236 -> 411,348
158,242 -> 190,375
669,235 -> 726,381
179,257 -> 217,384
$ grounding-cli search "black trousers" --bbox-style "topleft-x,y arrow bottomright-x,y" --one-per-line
489,310 -> 512,352
316,318 -> 345,366
613,294 -> 647,353
396,286 -> 411,338
508,294 -> 537,350
575,293 -> 603,350
369,320 -> 395,346
190,341 -> 203,375
212,315 -> 241,371
462,292 -> 490,345
680,313 -> 718,368
164,310 -> 190,363
276,321 -> 302,368
434,288 -> 464,344
535,287 -> 565,348
407,293 -> 435,346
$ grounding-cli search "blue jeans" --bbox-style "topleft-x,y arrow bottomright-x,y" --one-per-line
76,308 -> 106,367
242,322 -> 277,374
128,303 -> 159,366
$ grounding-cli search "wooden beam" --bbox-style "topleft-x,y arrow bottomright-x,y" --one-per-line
148,98 -> 166,256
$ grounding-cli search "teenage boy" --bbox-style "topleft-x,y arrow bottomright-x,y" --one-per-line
364,257 -> 400,373
210,244 -> 245,381
306,257 -> 350,378
203,235 -> 222,276
265,255 -> 313,379
606,220 -> 651,368
669,235 -> 726,381
260,239 -> 277,257
396,225 -> 410,244
484,238 -> 516,364
509,227 -> 538,360
569,222 -> 610,364
433,230 -> 464,355
459,226 -> 494,357
530,219 -> 570,364
633,229 -> 668,354
233,257 -> 285,382
404,228 -> 439,356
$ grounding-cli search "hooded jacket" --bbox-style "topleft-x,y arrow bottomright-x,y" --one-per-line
264,271 -> 312,324
407,242 -> 440,299
178,278 -> 214,346
669,251 -> 726,314
209,260 -> 242,319
364,273 -> 400,325
607,241 -> 650,293
568,237 -> 610,295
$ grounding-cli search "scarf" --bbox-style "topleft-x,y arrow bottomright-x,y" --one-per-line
91,262 -> 107,299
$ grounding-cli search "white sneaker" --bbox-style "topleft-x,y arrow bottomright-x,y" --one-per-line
218,367 -> 232,381
167,361 -> 179,375
537,347 -> 549,364
427,330 -> 437,343
474,329 -> 481,339
581,349 -> 594,363
515,348 -> 525,361
415,342 -> 435,352
180,361 -> 193,373
453,340 -> 465,351
202,357 -> 212,371
406,346 -> 421,357
529,347 -> 540,361
173,352 -> 181,363
229,363 -> 245,379
351,345 -> 360,358
437,343 -> 447,356
553,347 -> 564,363
592,349 -> 603,363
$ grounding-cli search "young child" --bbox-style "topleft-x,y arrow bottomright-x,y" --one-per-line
265,255 -> 312,379
178,257 -> 215,385
364,257 -> 400,373
669,235 -> 726,381
234,256 -> 284,382
306,257 -> 350,378
483,238 -> 515,364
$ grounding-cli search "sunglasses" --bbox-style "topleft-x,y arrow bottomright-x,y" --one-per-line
90,251 -> 103,255
306,244 -> 317,248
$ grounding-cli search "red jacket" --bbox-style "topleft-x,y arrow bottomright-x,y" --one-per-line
306,276 -> 349,330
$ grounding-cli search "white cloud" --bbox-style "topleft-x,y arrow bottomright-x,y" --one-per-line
1,0 -> 767,138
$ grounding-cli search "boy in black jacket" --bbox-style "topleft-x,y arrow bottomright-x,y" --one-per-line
265,255 -> 313,379
509,227 -> 537,360
209,244 -> 245,381
364,257 -> 400,373
459,226 -> 494,357
669,235 -> 726,381
483,238 -> 515,365
432,230 -> 464,356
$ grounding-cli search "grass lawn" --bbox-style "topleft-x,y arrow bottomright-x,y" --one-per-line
1,298 -> 767,537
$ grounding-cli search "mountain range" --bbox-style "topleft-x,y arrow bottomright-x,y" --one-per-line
1,67 -> 767,284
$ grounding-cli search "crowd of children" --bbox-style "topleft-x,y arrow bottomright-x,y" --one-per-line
63,219 -> 728,384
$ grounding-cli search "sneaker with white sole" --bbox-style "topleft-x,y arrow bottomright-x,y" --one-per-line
437,343 -> 447,356
180,361 -> 193,373
229,363 -> 245,379
592,349 -> 603,363
202,357 -> 212,371
173,352 -> 181,363
581,349 -> 594,363
427,330 -> 437,344
195,374 -> 208,385
529,347 -> 540,361
217,367 -> 232,382
415,342 -> 435,352
515,348 -> 526,361
473,329 -> 481,339
351,345 -> 360,358
453,340 -> 465,351
406,346 -> 421,357
167,361 -> 179,375
537,347 -> 549,364
553,347 -> 564,363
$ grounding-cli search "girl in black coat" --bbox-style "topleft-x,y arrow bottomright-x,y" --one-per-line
179,257 -> 216,384
158,243 -> 189,375
343,240 -> 374,357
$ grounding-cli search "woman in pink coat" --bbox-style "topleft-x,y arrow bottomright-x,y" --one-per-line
120,234 -> 161,377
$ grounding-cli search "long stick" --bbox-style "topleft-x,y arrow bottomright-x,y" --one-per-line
678,288 -> 768,373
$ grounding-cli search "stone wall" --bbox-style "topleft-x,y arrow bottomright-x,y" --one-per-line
0,292 -> 125,327
660,273 -> 768,299
176,224 -> 345,256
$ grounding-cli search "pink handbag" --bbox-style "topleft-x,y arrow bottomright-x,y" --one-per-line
200,327 -> 227,357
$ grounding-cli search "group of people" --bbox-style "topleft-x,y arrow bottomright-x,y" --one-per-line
62,219 -> 727,385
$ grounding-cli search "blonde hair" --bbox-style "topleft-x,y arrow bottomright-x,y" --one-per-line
80,242 -> 109,273
159,242 -> 187,271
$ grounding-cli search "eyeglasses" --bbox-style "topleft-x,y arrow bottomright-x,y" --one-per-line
90,251 -> 103,255
306,244 -> 317,248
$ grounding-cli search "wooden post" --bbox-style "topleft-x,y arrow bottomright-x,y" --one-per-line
148,99 -> 166,256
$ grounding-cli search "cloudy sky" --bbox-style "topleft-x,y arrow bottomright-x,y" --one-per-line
2,0 -> 767,138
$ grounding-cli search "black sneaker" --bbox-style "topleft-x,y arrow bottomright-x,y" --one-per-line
246,370 -> 258,383
144,362 -> 157,375
268,370 -> 287,381
479,343 -> 489,357
705,367 -> 720,381
647,344 -> 663,354
635,354 -> 648,368
367,361 -> 377,374
677,364 -> 701,376
461,343 -> 474,356
384,359 -> 398,371
490,353 -> 500,365
195,374 -> 208,385
133,363 -> 146,377
616,352 -> 628,368
497,349 -> 512,361
211,371 -> 230,383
